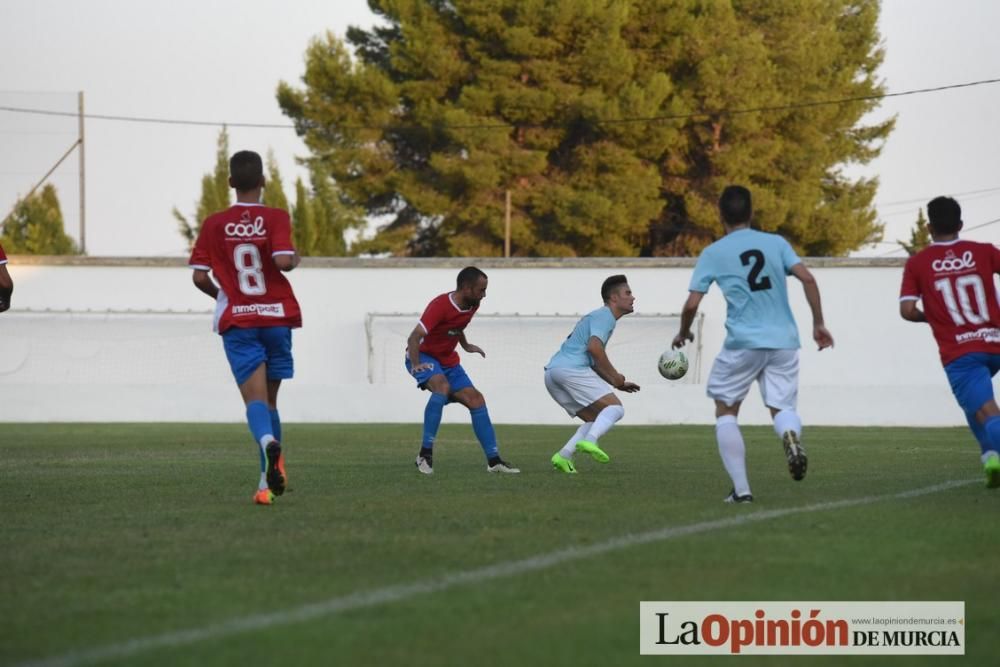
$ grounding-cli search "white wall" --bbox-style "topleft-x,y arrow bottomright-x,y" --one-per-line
0,259 -> 959,426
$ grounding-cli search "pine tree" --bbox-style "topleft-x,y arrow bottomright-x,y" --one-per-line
292,177 -> 318,255
898,208 -> 931,256
263,151 -> 290,211
278,0 -> 893,257
173,127 -> 232,249
0,183 -> 78,255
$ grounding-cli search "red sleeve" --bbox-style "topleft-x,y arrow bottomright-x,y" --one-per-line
270,209 -> 295,255
418,296 -> 447,334
189,221 -> 211,269
992,245 -> 1000,274
899,256 -> 921,300
0,243 -> 7,263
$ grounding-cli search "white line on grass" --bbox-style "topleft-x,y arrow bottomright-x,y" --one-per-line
17,478 -> 978,667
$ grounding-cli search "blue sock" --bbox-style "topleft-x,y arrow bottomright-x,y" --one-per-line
423,393 -> 448,449
246,400 -> 273,447
470,405 -> 499,459
982,415 -> 1000,456
269,409 -> 282,443
965,411 -> 990,454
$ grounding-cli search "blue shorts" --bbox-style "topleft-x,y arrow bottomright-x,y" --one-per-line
943,352 -> 1000,415
405,353 -> 474,394
222,326 -> 294,386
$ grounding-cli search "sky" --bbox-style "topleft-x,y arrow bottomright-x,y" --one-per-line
0,0 -> 998,257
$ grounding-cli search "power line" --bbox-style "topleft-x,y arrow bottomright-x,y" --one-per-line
877,185 -> 1000,208
0,77 -> 998,131
876,216 -> 1000,256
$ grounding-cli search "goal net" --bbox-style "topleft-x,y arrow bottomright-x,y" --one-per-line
365,312 -> 704,387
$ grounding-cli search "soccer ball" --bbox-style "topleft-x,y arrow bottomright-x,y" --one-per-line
658,349 -> 688,380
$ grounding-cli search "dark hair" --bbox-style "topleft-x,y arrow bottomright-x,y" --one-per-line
457,266 -> 487,289
926,196 -> 962,235
601,274 -> 628,302
230,151 -> 264,192
719,185 -> 752,225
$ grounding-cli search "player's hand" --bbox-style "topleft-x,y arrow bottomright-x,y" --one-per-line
672,331 -> 693,349
411,362 -> 434,374
618,381 -> 641,393
464,344 -> 486,358
813,324 -> 834,351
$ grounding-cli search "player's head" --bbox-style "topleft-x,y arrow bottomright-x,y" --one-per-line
229,151 -> 265,193
601,274 -> 635,314
719,185 -> 753,226
456,266 -> 488,307
926,196 -> 963,236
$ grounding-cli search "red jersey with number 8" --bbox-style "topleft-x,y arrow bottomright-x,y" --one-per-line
900,239 -> 1000,365
189,203 -> 302,334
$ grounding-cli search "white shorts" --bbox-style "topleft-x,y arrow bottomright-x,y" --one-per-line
706,348 -> 799,411
544,367 -> 614,416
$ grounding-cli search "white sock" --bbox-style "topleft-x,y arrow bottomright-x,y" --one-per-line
982,450 -> 1000,464
258,472 -> 268,491
773,409 -> 802,440
559,422 -> 592,459
716,415 -> 751,496
588,404 -> 624,442
260,434 -> 275,448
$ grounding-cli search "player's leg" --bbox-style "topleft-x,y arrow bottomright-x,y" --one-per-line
707,348 -> 760,502
760,349 -> 805,481
543,368 -> 603,472
574,394 -> 623,464
223,327 -> 277,504
405,353 -> 449,474
258,327 -> 294,496
946,353 -> 1000,488
449,368 -> 519,473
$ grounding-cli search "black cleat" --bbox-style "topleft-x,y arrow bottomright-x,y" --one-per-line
265,441 -> 286,496
724,488 -> 754,504
782,430 -> 807,481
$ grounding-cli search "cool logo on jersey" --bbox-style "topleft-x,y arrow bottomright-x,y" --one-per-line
932,251 -> 975,273
225,215 -> 266,238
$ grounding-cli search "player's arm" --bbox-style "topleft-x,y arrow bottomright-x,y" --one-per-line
406,324 -> 434,373
192,269 -> 219,300
457,331 -> 485,358
672,291 -> 704,349
588,336 -> 639,392
790,263 -> 834,350
899,298 -> 926,322
0,264 -> 12,313
273,252 -> 301,272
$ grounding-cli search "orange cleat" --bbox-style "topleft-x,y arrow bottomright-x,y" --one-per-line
253,488 -> 275,505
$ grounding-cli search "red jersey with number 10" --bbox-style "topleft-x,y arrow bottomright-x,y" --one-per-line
417,292 -> 478,367
189,203 -> 302,334
899,239 -> 1000,366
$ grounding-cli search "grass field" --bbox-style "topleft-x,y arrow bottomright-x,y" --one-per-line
3,423 -> 997,666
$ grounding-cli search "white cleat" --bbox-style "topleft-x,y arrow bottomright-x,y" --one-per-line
415,455 -> 434,475
487,459 -> 520,474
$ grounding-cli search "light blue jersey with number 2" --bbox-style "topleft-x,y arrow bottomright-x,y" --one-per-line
689,228 -> 802,350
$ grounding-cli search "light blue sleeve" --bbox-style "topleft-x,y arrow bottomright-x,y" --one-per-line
689,251 -> 715,293
588,309 -> 615,345
779,237 -> 802,274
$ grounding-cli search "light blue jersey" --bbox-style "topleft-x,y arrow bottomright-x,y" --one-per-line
546,306 -> 617,369
690,228 -> 802,349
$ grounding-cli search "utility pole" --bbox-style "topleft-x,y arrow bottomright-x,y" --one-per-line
78,91 -> 86,254
504,189 -> 511,258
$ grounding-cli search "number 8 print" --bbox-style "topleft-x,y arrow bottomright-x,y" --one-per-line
234,243 -> 266,295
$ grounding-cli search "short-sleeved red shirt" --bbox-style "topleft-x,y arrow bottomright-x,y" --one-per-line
417,292 -> 478,367
0,242 -> 7,264
189,203 -> 302,334
900,239 -> 1000,365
